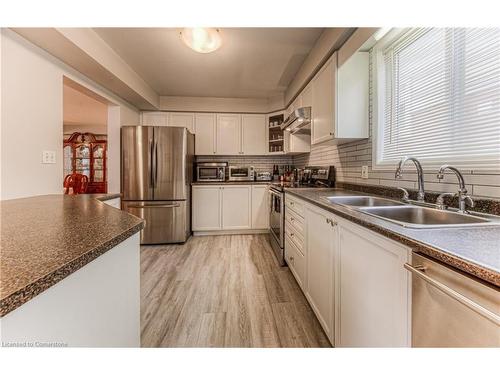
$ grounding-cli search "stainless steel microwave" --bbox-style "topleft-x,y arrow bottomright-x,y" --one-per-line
196,162 -> 227,182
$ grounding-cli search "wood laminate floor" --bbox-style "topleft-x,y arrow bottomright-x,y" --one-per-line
140,234 -> 331,348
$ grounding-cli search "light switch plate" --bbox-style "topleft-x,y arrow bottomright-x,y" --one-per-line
42,151 -> 56,164
361,166 -> 369,179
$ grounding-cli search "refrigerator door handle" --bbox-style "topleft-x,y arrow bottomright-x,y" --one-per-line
154,140 -> 159,187
149,138 -> 154,188
127,203 -> 181,209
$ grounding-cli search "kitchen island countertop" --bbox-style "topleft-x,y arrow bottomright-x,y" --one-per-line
0,194 -> 144,317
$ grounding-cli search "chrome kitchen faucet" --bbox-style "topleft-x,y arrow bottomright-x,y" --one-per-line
395,156 -> 425,202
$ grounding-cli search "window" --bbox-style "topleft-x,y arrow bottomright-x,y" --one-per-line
373,28 -> 500,170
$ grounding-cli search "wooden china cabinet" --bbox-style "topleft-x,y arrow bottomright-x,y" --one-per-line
63,132 -> 107,193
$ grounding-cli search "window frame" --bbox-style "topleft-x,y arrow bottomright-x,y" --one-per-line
371,28 -> 500,172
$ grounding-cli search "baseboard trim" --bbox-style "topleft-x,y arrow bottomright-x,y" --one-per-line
193,229 -> 269,236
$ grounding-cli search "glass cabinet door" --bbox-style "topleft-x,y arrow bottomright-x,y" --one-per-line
92,145 -> 104,182
63,145 -> 73,177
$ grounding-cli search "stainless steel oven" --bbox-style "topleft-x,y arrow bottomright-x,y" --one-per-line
269,186 -> 285,266
228,166 -> 255,181
196,162 -> 227,182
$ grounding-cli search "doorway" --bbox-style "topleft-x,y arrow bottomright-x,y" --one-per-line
62,77 -> 110,194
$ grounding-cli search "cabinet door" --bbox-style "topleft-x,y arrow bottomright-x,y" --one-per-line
222,185 -> 251,230
301,83 -> 312,108
168,112 -> 195,133
292,94 -> 302,112
311,54 -> 336,144
251,185 -> 269,229
305,204 -> 335,342
192,186 -> 222,231
241,114 -> 266,155
336,52 -> 369,139
337,220 -> 410,347
194,113 -> 216,155
141,112 -> 168,127
216,114 -> 241,155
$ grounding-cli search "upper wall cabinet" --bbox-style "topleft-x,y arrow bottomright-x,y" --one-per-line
141,112 -> 168,127
168,112 -> 195,133
311,54 -> 337,144
241,114 -> 267,155
194,113 -> 216,155
310,51 -> 369,145
216,114 -> 241,155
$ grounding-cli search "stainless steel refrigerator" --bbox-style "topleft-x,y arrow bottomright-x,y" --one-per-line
121,126 -> 195,244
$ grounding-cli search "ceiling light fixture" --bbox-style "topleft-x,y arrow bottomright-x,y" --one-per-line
180,28 -> 222,53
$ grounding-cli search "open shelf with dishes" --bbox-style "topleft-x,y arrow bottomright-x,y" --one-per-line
268,112 -> 285,153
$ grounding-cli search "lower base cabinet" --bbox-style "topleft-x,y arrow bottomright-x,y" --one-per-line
222,185 -> 251,230
284,193 -> 411,347
304,204 -> 336,343
192,184 -> 268,232
336,220 -> 411,347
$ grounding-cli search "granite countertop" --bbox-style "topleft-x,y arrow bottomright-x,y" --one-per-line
0,194 -> 144,317
192,181 -> 272,185
285,188 -> 500,287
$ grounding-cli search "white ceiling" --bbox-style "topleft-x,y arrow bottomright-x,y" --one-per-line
93,28 -> 325,99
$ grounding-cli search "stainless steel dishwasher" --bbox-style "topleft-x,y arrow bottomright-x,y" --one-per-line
405,253 -> 500,347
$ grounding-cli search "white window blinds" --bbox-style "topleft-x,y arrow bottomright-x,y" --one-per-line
379,28 -> 500,169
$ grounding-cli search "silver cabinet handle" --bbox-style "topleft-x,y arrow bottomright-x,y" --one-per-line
290,217 -> 295,222
289,256 -> 294,264
128,204 -> 180,209
404,263 -> 500,325
290,201 -> 294,206
290,232 -> 294,237
326,218 -> 337,226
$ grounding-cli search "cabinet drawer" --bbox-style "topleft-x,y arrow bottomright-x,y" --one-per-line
285,234 -> 306,289
285,209 -> 304,235
285,195 -> 304,217
285,221 -> 304,254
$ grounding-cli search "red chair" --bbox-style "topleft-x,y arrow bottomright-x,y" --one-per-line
64,173 -> 89,194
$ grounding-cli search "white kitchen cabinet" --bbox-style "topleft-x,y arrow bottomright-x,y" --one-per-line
301,83 -> 312,108
336,218 -> 410,347
241,114 -> 266,155
251,185 -> 269,229
141,112 -> 168,127
311,54 -> 336,144
192,184 -> 266,232
310,51 -> 368,145
168,112 -> 195,133
194,113 -> 216,155
221,185 -> 251,230
285,234 -> 306,289
291,94 -> 302,113
216,114 -> 241,155
336,52 -> 369,139
192,186 -> 222,230
304,203 -> 336,343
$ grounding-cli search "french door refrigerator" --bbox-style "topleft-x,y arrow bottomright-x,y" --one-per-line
121,126 -> 195,244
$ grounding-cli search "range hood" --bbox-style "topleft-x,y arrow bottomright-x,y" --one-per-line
280,106 -> 311,135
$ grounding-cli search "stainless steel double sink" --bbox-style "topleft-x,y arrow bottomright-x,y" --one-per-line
324,195 -> 500,229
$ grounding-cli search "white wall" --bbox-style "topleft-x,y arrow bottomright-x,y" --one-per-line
0,29 -> 139,200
